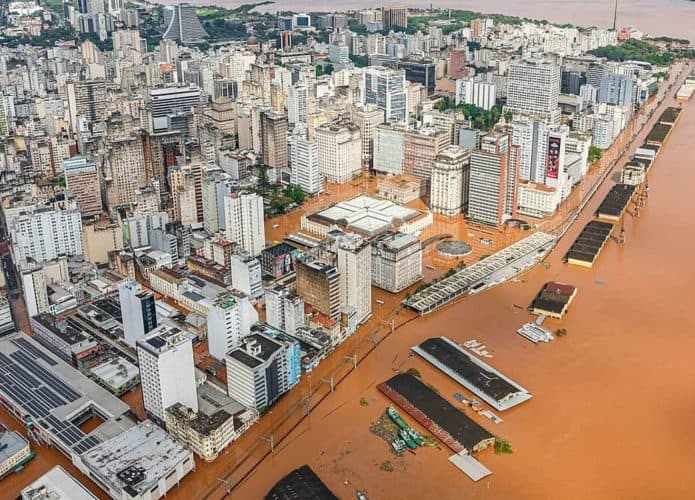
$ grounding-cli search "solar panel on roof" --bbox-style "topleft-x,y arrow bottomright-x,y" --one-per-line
11,337 -> 58,366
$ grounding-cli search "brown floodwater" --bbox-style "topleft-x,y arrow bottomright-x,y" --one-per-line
158,0 -> 695,40
224,66 -> 695,499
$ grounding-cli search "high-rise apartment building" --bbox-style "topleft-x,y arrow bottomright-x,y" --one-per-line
506,59 -> 561,123
20,265 -> 49,317
119,280 -> 158,347
11,207 -> 83,264
450,48 -> 467,80
382,6 -> 408,30
66,79 -> 107,133
201,172 -> 232,234
430,145 -> 470,216
335,235 -> 372,325
265,285 -> 305,335
226,333 -> 292,410
261,110 -> 288,170
223,192 -> 265,256
373,123 -> 406,174
289,126 -> 323,195
136,324 -> 198,423
63,156 -> 102,217
363,67 -> 408,123
296,256 -> 341,320
455,78 -> 496,110
162,3 -> 208,44
205,291 -> 257,359
230,252 -> 263,299
371,232 -> 422,293
287,83 -> 310,125
598,74 -> 634,107
105,136 -> 148,208
316,121 -> 361,184
403,126 -> 451,181
169,163 -> 201,225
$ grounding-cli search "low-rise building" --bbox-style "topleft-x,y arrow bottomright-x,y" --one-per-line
376,174 -> 425,204
165,384 -> 258,462
0,293 -> 14,334
73,420 -> 194,500
0,428 -> 32,478
87,355 -> 140,396
21,465 -> 97,500
30,313 -> 101,368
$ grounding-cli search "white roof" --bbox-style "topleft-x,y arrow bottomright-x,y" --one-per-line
21,466 -> 97,500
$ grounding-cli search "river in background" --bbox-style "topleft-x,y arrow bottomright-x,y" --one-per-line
162,0 -> 695,41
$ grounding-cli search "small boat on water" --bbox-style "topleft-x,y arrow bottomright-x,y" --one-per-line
392,439 -> 406,453
399,429 -> 417,449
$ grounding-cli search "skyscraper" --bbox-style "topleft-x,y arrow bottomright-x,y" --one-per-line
335,234 -> 372,325
149,86 -> 201,134
350,104 -> 385,170
506,59 -> 561,123
287,83 -> 310,125
316,121 -> 362,184
136,323 -> 198,423
63,156 -> 102,217
205,291 -> 257,359
363,67 -> 408,123
66,79 -> 107,133
430,145 -> 470,216
223,192 -> 266,256
105,136 -> 148,208
295,256 -> 341,320
290,126 -> 323,195
598,74 -> 634,107
468,131 -> 516,227
265,285 -> 305,335
382,6 -> 408,30
11,207 -> 83,264
162,3 -> 208,44
261,110 -> 288,170
119,280 -> 158,347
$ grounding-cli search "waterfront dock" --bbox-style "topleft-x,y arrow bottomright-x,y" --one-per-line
412,337 -> 532,412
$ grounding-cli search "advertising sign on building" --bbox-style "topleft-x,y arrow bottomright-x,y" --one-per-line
546,135 -> 561,179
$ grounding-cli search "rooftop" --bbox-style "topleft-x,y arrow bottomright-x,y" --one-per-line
21,465 -> 97,500
31,314 -> 96,352
413,337 -> 532,411
0,428 -> 29,463
79,420 -> 192,497
262,242 -> 298,257
88,356 -> 139,391
380,373 -> 494,453
166,383 -> 246,436
309,195 -> 422,237
0,332 -> 134,457
228,333 -> 283,368
138,323 -> 194,355
265,465 -> 337,500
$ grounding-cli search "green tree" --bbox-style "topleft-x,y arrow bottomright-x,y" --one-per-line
588,146 -> 603,163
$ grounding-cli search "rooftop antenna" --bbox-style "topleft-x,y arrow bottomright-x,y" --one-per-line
612,0 -> 619,30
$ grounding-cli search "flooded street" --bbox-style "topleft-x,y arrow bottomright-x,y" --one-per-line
230,72 -> 695,498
